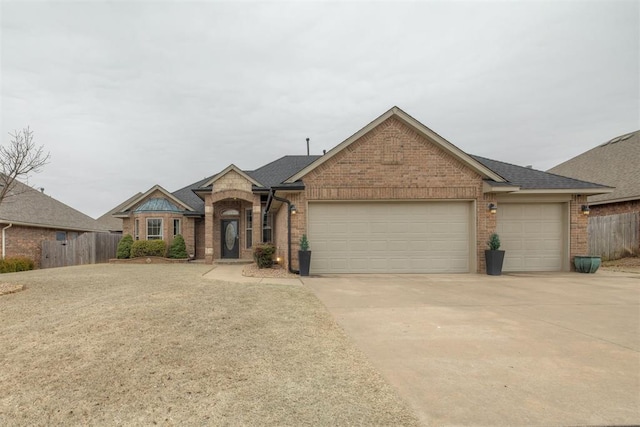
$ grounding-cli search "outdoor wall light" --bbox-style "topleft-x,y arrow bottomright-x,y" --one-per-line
290,204 -> 297,215
488,203 -> 498,214
581,205 -> 590,215
276,256 -> 282,264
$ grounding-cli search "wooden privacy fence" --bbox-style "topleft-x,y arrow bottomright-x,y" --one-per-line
588,212 -> 640,261
41,232 -> 122,269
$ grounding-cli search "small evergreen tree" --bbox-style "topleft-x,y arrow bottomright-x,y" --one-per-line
487,233 -> 501,250
116,234 -> 134,259
168,234 -> 188,259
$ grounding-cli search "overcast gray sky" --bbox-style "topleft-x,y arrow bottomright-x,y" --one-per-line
1,0 -> 638,218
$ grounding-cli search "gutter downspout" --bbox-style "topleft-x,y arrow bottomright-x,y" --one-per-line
265,189 -> 298,275
2,223 -> 12,259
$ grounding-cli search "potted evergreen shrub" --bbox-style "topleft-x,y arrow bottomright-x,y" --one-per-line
485,233 -> 505,276
298,234 -> 311,276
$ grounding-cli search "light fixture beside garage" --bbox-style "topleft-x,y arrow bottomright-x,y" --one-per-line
488,203 -> 498,214
290,204 -> 297,215
581,205 -> 590,215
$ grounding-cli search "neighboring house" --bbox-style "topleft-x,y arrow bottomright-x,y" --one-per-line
548,130 -> 640,259
114,107 -> 611,273
96,192 -> 142,233
548,130 -> 640,216
0,179 -> 111,267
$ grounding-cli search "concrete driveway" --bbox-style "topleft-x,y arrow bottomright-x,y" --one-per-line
303,271 -> 640,426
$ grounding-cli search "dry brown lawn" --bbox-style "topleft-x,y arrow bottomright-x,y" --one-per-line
0,264 -> 418,426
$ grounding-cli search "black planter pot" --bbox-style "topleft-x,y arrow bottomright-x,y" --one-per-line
298,250 -> 311,276
485,250 -> 505,276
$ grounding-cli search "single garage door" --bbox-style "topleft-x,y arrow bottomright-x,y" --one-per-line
307,201 -> 471,274
496,203 -> 566,272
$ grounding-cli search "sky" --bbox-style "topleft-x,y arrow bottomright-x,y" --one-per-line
1,0 -> 638,219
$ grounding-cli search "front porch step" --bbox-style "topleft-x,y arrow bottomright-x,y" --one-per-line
214,259 -> 254,265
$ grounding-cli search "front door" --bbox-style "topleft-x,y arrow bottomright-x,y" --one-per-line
221,219 -> 239,258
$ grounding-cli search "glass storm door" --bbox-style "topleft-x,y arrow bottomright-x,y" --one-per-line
221,219 -> 239,258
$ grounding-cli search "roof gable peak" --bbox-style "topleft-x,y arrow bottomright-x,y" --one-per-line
203,164 -> 261,187
285,106 -> 505,183
119,184 -> 194,212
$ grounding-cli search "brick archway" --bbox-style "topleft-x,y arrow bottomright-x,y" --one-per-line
211,189 -> 254,204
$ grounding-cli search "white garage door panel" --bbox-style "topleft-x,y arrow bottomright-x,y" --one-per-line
497,203 -> 565,272
308,202 -> 470,274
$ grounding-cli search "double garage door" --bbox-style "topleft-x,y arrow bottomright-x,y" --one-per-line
307,201 -> 567,274
307,202 -> 471,274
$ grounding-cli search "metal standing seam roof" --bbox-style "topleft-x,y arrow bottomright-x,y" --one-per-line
134,198 -> 183,212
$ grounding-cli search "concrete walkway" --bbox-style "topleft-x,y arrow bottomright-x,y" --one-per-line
304,271 -> 640,426
203,263 -> 303,286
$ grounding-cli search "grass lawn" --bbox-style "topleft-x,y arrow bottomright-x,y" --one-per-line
0,264 -> 418,426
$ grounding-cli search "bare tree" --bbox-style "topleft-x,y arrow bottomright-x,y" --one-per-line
0,127 -> 50,206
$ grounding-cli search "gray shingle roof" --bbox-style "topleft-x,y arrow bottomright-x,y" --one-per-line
171,175 -> 212,214
97,192 -> 142,232
246,155 -> 322,188
547,130 -> 640,203
472,155 -> 611,190
0,179 -> 110,232
169,156 -> 321,214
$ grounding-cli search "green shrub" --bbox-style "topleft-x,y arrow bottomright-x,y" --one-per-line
299,234 -> 310,251
130,239 -> 167,258
168,234 -> 188,259
116,234 -> 134,259
253,243 -> 276,268
487,233 -> 501,250
0,257 -> 35,273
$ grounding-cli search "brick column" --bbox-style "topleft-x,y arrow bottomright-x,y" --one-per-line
204,197 -> 214,264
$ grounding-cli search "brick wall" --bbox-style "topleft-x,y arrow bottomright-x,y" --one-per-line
4,225 -> 87,268
297,116 -> 487,272
570,195 -> 589,270
589,200 -> 640,217
121,212 -> 195,256
213,170 -> 253,193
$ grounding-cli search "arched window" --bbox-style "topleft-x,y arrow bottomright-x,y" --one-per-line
221,209 -> 240,216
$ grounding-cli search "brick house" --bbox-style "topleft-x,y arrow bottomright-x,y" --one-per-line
0,179 -> 111,267
115,107 -> 611,273
548,130 -> 639,217
548,130 -> 639,258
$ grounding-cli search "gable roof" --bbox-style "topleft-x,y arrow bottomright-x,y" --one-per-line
547,130 -> 640,204
97,192 -> 142,232
116,184 -> 196,214
202,164 -> 261,188
285,106 -> 505,183
0,179 -> 110,232
473,156 -> 613,194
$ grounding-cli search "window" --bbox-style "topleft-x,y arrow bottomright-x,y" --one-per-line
173,219 -> 181,236
262,211 -> 273,243
245,208 -> 253,249
56,231 -> 66,241
68,232 -> 78,240
134,219 -> 140,240
147,218 -> 163,240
